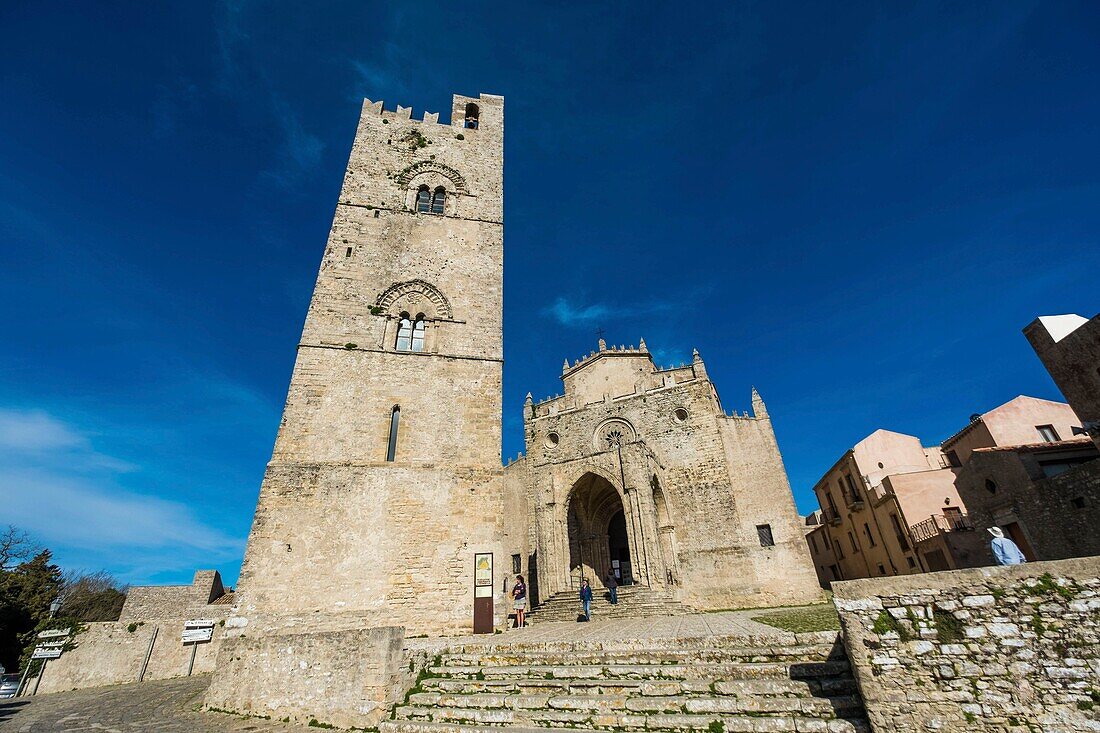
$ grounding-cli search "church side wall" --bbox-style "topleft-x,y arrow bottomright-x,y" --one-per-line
715,415 -> 823,607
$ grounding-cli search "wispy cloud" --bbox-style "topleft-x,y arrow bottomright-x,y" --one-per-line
210,0 -> 324,187
542,296 -> 675,327
0,408 -> 243,581
0,409 -> 86,451
263,96 -> 325,188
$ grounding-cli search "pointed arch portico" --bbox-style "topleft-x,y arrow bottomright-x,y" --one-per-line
531,446 -> 679,600
565,471 -> 633,588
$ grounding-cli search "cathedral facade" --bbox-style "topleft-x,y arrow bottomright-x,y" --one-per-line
505,341 -> 820,612
225,92 -> 819,644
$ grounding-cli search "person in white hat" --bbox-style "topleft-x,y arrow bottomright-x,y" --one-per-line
988,526 -> 1027,565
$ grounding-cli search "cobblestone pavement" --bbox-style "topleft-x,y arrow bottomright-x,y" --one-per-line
0,674 -> 315,733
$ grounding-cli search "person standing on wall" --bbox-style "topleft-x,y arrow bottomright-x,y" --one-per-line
988,527 -> 1027,565
579,578 -> 593,621
512,575 -> 527,628
604,566 -> 618,605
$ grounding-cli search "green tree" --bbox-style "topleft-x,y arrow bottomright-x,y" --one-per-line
57,570 -> 128,622
0,548 -> 63,672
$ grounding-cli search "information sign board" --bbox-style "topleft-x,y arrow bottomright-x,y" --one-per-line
182,627 -> 214,644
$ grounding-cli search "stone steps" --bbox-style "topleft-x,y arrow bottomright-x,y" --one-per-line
427,660 -> 853,682
388,709 -> 869,732
439,643 -> 845,666
422,676 -> 859,698
401,693 -> 865,717
525,586 -> 687,623
388,631 -> 869,733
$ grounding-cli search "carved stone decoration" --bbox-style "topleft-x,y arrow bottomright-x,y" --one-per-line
394,160 -> 469,193
593,418 -> 637,452
375,279 -> 453,320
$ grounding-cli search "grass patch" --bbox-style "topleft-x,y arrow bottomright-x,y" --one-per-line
1023,573 -> 1077,600
933,610 -> 965,643
871,610 -> 912,641
751,604 -> 840,633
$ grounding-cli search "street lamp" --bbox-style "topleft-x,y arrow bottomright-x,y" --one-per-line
49,598 -> 61,618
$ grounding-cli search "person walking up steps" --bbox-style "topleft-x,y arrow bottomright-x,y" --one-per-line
579,578 -> 593,621
605,566 -> 618,605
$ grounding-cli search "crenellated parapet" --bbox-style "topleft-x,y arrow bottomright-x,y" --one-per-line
561,337 -> 650,376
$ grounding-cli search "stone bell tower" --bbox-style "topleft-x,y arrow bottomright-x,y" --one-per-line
230,93 -> 506,636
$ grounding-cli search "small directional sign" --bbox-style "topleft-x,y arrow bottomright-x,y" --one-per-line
37,640 -> 66,649
184,619 -> 216,629
37,629 -> 69,639
31,647 -> 63,660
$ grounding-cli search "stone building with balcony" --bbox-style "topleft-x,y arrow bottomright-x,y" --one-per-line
804,395 -> 1091,585
805,429 -> 963,585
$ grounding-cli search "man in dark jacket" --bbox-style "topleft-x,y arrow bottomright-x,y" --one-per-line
579,579 -> 593,620
604,567 -> 619,605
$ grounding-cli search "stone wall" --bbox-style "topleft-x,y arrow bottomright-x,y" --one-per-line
28,569 -> 231,693
955,453 -> 1100,566
1024,314 -> 1100,430
30,615 -> 227,694
119,569 -> 226,621
832,556 -> 1100,732
203,626 -> 407,728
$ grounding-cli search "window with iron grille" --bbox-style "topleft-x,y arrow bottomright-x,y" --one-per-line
756,524 -> 774,547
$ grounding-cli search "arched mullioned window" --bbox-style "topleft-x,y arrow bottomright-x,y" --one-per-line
464,103 -> 479,129
396,313 -> 426,352
386,405 -> 400,462
396,313 -> 413,350
431,186 -> 446,215
416,186 -> 431,213
411,315 -> 426,352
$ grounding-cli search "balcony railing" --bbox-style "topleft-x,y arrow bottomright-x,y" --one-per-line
910,512 -> 974,544
822,507 -> 843,526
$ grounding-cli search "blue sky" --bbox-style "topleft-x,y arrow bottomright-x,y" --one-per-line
1,2 -> 1097,586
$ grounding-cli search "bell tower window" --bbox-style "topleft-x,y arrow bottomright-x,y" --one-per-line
396,313 -> 426,352
464,103 -> 479,129
396,313 -> 413,351
431,186 -> 446,215
411,315 -> 426,352
416,186 -> 431,213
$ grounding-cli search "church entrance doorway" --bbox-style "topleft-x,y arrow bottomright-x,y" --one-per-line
567,473 -> 635,589
607,509 -> 632,585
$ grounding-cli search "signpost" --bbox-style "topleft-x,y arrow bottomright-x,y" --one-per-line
182,619 -> 216,675
473,552 -> 494,634
25,628 -> 70,695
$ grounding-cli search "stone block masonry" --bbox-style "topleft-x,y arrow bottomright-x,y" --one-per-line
832,556 -> 1100,732
204,626 -> 408,728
